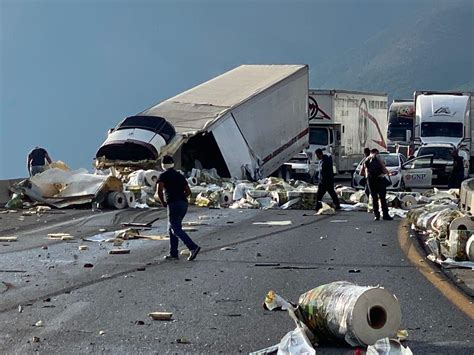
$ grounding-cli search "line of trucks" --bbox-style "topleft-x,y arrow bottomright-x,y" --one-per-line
95,64 -> 473,189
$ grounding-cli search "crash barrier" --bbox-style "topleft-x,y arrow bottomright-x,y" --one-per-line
259,281 -> 411,354
459,177 -> 474,214
0,178 -> 24,205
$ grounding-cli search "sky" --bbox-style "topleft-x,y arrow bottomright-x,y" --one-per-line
0,0 -> 459,179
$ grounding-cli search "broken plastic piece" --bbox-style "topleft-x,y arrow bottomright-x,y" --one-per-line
148,312 -> 173,321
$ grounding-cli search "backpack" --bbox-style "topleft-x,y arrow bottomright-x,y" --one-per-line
365,155 -> 383,177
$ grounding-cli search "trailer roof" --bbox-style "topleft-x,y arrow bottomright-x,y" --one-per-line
140,64 -> 307,134
309,89 -> 387,97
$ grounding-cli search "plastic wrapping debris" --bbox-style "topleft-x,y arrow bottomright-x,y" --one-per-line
366,338 -> 413,355
280,198 -> 301,210
316,202 -> 335,215
5,193 -> 23,209
350,190 -> 368,204
264,281 -> 401,347
277,326 -> 316,355
440,230 -> 471,261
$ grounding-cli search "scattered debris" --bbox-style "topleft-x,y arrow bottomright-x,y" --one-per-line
78,245 -> 89,251
99,330 -> 106,335
83,263 -> 94,268
134,320 -> 145,325
252,221 -> 292,226
109,249 -> 130,255
220,247 -> 237,251
180,249 -> 191,256
348,269 -> 361,273
176,338 -> 191,344
32,336 -> 40,343
148,312 -> 173,321
255,263 -> 281,267
18,305 -> 23,313
0,237 -> 17,242
34,320 -> 43,327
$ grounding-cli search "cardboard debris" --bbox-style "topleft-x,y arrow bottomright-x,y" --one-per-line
148,312 -> 173,321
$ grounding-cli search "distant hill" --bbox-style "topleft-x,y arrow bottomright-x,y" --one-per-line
312,0 -> 473,100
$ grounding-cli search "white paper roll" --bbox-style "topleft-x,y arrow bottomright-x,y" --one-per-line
107,191 -> 127,209
144,170 -> 160,189
123,191 -> 136,208
466,236 -> 474,261
187,177 -> 198,186
220,191 -> 233,205
400,195 -> 416,210
449,216 -> 474,231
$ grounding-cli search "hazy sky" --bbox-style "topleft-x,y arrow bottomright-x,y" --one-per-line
0,0 -> 453,178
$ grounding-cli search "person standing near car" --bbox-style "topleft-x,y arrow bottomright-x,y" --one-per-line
27,146 -> 52,176
448,149 -> 464,188
154,155 -> 201,261
315,149 -> 341,211
361,149 -> 393,221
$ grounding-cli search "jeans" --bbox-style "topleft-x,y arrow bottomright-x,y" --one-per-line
167,200 -> 198,257
368,176 -> 389,217
30,165 -> 46,176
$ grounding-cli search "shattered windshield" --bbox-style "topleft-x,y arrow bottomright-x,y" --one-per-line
309,128 -> 328,145
421,122 -> 462,137
117,116 -> 176,143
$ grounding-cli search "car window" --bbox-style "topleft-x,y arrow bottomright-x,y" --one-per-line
382,155 -> 399,167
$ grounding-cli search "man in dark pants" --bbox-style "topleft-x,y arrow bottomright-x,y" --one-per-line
315,149 -> 341,211
448,149 -> 464,188
27,146 -> 52,176
155,155 -> 201,261
361,149 -> 393,221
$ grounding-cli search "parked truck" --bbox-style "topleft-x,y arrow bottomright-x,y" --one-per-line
386,100 -> 414,157
303,89 -> 388,176
413,91 -> 473,178
96,64 -> 310,180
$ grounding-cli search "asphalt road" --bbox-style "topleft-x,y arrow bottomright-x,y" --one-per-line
0,205 -> 473,354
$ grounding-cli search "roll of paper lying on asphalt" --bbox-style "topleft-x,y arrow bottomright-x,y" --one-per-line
107,192 -> 127,209
123,191 -> 136,208
449,216 -> 474,232
144,170 -> 160,189
187,177 -> 198,186
400,195 -> 416,210
466,236 -> 474,261
297,281 -> 401,347
220,191 -> 233,205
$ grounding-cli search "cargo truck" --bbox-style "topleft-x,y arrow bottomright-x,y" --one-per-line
386,100 -> 414,157
303,89 -> 388,176
413,91 -> 473,177
96,64 -> 310,180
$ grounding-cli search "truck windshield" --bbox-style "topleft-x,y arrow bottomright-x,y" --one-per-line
418,147 -> 453,160
116,116 -> 176,143
309,128 -> 328,145
388,127 -> 412,142
421,122 -> 463,138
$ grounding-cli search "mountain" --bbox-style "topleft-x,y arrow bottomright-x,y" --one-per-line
313,0 -> 473,99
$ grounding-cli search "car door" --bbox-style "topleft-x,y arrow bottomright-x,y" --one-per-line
401,155 -> 433,188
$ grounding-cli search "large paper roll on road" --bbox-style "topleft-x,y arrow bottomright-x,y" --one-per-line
449,216 -> 474,231
220,191 -> 233,206
123,191 -> 136,208
400,195 -> 416,210
187,177 -> 198,186
297,281 -> 401,347
107,192 -> 127,209
144,170 -> 160,189
466,236 -> 474,261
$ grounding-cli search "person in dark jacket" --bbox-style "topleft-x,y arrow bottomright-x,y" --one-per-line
155,155 -> 201,261
361,149 -> 393,221
27,146 -> 52,176
448,149 -> 464,188
361,147 -> 371,198
315,149 -> 341,211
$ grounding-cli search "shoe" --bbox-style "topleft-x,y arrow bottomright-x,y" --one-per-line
383,215 -> 394,221
335,205 -> 342,211
187,246 -> 201,261
374,216 -> 380,221
163,254 -> 179,260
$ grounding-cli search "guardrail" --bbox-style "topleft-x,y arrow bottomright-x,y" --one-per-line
459,178 -> 474,214
0,178 -> 24,205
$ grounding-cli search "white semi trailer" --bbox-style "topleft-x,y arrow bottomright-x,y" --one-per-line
413,91 -> 473,176
96,64 -> 310,180
305,89 -> 388,175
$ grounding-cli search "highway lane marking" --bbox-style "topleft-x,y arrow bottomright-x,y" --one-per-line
398,221 -> 474,319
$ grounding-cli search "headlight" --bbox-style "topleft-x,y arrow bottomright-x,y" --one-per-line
389,171 -> 398,176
